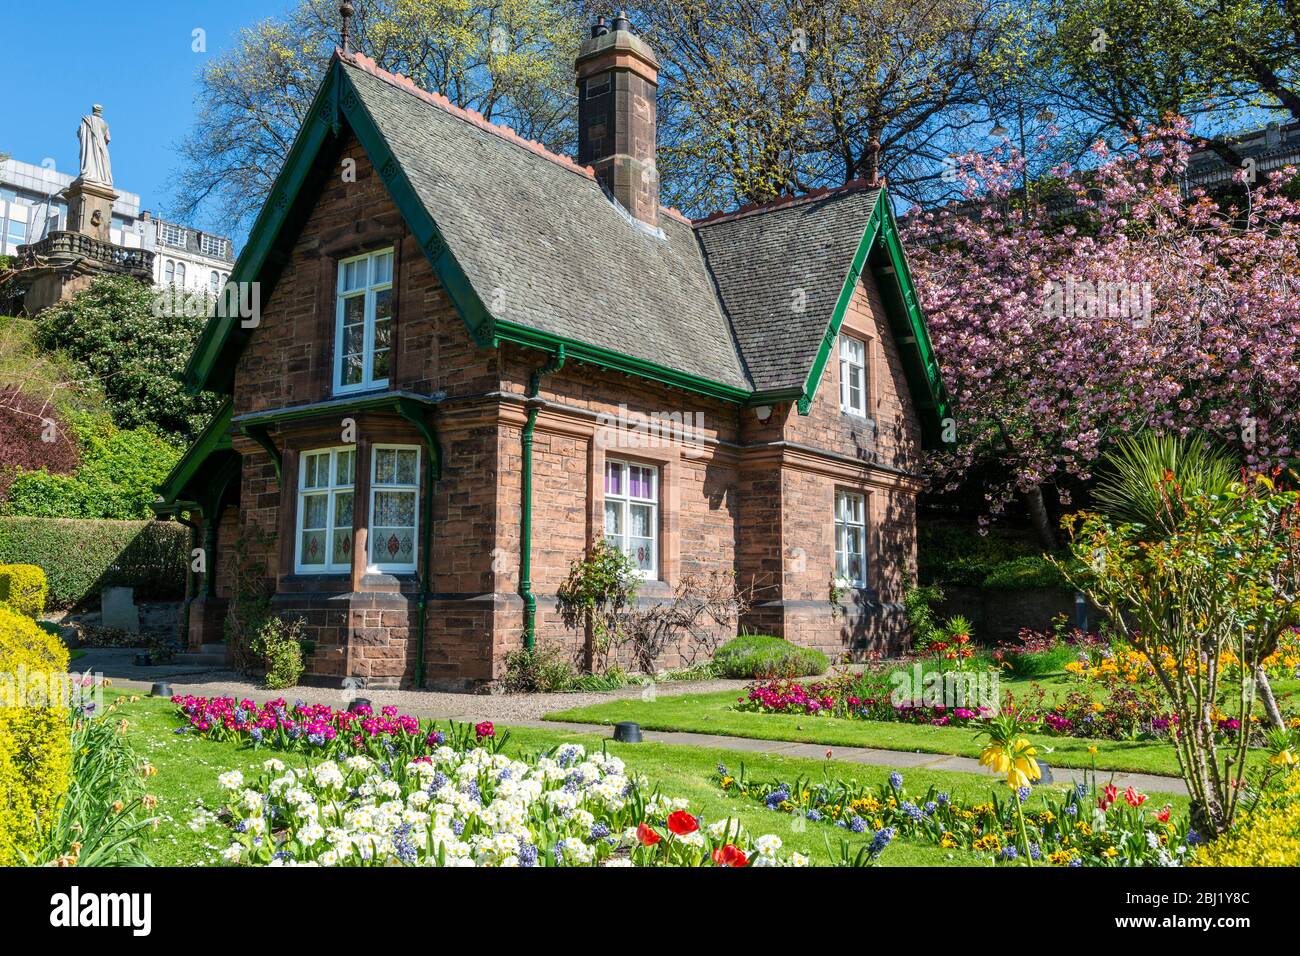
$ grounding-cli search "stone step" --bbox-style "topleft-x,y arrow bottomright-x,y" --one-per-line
173,645 -> 227,666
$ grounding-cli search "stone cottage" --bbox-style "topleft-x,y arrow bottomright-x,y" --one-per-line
156,17 -> 951,690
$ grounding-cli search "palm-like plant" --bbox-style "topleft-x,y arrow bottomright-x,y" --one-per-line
1090,431 -> 1238,537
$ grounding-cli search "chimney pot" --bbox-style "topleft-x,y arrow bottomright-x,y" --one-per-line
612,11 -> 632,32
591,15 -> 608,38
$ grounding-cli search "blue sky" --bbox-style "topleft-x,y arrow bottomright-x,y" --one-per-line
0,1 -> 299,242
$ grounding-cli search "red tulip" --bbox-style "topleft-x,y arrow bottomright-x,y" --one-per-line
1156,805 -> 1171,823
1124,787 -> 1147,808
667,810 -> 699,835
636,822 -> 661,846
712,844 -> 748,867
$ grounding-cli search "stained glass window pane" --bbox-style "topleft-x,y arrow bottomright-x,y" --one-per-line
371,528 -> 415,564
630,537 -> 654,571
301,529 -> 326,566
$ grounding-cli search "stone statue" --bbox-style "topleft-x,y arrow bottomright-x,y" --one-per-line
77,104 -> 113,186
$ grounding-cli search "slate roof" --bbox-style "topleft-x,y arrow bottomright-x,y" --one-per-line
344,60 -> 750,392
694,188 -> 882,392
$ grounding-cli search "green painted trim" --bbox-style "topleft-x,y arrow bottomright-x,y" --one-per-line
798,200 -> 884,415
155,399 -> 235,507
795,188 -> 951,448
520,345 -> 566,652
336,66 -> 495,348
184,69 -> 341,395
185,59 -> 503,397
494,321 -> 750,404
240,424 -> 282,482
232,390 -> 439,430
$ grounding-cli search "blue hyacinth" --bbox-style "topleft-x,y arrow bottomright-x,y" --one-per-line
888,772 -> 903,791
517,839 -> 538,867
848,815 -> 868,833
868,827 -> 896,858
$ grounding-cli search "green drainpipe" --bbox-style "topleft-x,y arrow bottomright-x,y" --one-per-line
521,345 -> 566,651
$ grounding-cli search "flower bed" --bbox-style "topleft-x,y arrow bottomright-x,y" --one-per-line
195,743 -> 824,867
174,696 -> 874,867
714,765 -> 1192,867
173,695 -> 433,760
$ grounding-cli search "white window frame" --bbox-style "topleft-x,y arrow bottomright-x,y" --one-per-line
175,261 -> 186,286
164,259 -> 175,283
368,444 -> 421,573
295,446 -> 357,574
839,334 -> 868,417
834,490 -> 868,588
333,248 -> 394,395
603,458 -> 659,579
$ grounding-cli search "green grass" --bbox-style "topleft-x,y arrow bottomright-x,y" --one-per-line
547,674 -> 1300,779
103,689 -> 1191,867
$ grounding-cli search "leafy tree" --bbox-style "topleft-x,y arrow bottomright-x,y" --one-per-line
34,275 -> 218,441
905,120 -> 1300,546
634,0 -> 1005,211
1206,0 -> 1300,121
174,0 -> 584,231
1062,465 -> 1300,836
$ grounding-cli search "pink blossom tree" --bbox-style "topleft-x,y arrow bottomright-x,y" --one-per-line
904,122 -> 1300,547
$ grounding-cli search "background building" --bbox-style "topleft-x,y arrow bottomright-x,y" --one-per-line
0,156 -> 235,291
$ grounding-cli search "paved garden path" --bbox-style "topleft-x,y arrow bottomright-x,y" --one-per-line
108,670 -> 1189,797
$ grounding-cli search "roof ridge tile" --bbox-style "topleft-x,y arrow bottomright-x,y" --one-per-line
337,49 -> 596,181
692,178 -> 879,228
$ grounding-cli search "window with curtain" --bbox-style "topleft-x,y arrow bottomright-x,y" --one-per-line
839,335 -> 867,417
834,490 -> 867,586
604,459 -> 658,576
297,447 -> 356,573
335,248 -> 394,393
369,445 -> 420,571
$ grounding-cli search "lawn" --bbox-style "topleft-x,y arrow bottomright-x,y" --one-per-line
545,675 -> 1298,777
108,689 -> 1191,867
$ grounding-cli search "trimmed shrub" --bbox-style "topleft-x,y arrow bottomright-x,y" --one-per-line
0,564 -> 48,618
0,604 -> 72,864
980,554 -> 1069,590
0,518 -> 188,609
713,634 -> 828,679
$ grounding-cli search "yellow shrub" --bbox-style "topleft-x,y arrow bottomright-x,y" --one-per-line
0,564 -> 48,618
1191,771 -> 1300,867
0,604 -> 71,864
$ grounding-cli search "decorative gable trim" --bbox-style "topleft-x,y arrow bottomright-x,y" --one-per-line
796,195 -> 951,449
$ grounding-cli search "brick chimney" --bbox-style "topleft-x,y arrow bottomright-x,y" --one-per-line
576,13 -> 660,227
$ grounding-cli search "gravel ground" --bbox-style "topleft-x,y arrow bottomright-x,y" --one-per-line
79,647 -> 748,721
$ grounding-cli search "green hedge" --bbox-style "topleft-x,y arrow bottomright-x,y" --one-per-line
980,554 -> 1070,590
0,518 -> 189,610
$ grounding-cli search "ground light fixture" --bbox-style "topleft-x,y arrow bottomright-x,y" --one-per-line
150,682 -> 173,698
613,721 -> 643,743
